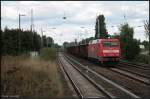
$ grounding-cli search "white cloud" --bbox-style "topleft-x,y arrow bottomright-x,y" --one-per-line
1,6 -> 18,20
19,1 -> 39,5
1,1 -> 149,45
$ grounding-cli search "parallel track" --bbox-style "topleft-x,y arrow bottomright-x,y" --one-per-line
115,62 -> 149,85
58,53 -> 111,98
119,61 -> 150,70
58,58 -> 83,98
115,65 -> 149,78
109,68 -> 149,85
64,53 -> 140,98
120,60 -> 149,67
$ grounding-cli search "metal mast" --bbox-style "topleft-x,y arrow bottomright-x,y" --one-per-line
31,9 -> 33,32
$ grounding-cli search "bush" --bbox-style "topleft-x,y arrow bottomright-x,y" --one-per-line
125,39 -> 140,61
133,54 -> 149,64
39,48 -> 57,61
119,23 -> 141,61
2,28 -> 41,56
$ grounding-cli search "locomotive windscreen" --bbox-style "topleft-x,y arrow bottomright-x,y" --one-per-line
103,41 -> 118,47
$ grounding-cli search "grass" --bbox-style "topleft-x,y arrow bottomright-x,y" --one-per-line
39,48 -> 57,61
1,54 -> 72,97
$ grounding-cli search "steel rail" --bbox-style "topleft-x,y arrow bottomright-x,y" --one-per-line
58,57 -> 83,99
65,54 -> 140,99
109,68 -> 149,85
115,65 -> 149,78
119,61 -> 150,70
120,60 -> 149,67
63,55 -> 116,99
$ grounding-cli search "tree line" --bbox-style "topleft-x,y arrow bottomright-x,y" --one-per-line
64,15 -> 149,61
1,27 -> 57,56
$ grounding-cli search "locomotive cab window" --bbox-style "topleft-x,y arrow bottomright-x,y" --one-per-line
103,42 -> 118,47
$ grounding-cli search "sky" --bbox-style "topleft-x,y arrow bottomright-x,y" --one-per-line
1,1 -> 149,45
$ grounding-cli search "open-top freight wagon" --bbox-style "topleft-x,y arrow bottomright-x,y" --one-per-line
67,38 -> 121,64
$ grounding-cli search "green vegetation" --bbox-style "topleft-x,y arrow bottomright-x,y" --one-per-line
134,40 -> 149,64
39,48 -> 57,61
1,27 -> 54,56
63,42 -> 69,48
119,23 -> 140,61
2,27 -> 41,55
1,55 -> 72,97
133,54 -> 149,64
95,14 -> 108,39
42,36 -> 54,48
141,40 -> 149,50
1,27 -> 72,97
111,23 -> 149,63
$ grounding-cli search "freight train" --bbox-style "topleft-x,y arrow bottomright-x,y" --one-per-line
67,38 -> 121,64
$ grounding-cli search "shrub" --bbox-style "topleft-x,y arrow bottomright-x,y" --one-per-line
125,39 -> 140,61
39,48 -> 57,61
133,54 -> 149,64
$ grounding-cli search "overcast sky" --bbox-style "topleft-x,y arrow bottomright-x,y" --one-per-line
1,1 -> 149,45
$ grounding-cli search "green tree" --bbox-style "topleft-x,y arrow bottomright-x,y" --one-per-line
53,43 -> 60,48
42,35 -> 47,47
2,28 -> 19,55
47,37 -> 54,47
63,42 -> 69,48
95,15 -> 108,39
141,40 -> 149,50
119,23 -> 140,60
32,32 -> 41,51
1,27 -> 43,55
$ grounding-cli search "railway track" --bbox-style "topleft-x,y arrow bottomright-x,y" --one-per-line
116,62 -> 149,82
115,65 -> 149,78
63,53 -> 140,98
119,61 -> 150,70
65,53 -> 149,97
58,53 -> 108,98
120,60 -> 149,67
67,53 -> 149,85
109,68 -> 149,85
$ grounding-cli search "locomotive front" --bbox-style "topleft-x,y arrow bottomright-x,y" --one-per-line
100,39 -> 120,63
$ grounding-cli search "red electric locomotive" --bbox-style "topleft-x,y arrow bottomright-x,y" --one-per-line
67,38 -> 120,64
88,39 -> 120,63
